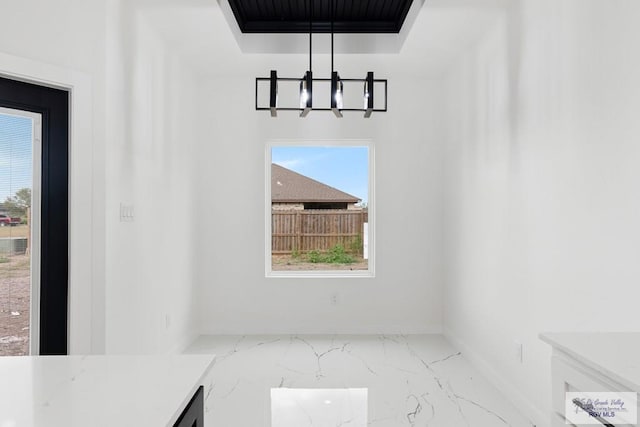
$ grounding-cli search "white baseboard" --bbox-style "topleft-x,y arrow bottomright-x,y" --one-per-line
198,326 -> 444,335
443,328 -> 547,427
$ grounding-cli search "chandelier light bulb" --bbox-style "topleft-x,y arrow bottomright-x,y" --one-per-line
300,81 -> 309,108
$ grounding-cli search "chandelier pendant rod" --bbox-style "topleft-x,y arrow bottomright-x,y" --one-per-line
331,0 -> 334,74
309,0 -> 312,73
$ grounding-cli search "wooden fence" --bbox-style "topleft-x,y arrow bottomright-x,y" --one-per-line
272,210 -> 368,255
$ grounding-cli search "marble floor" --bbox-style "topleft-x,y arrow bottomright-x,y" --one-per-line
185,335 -> 532,427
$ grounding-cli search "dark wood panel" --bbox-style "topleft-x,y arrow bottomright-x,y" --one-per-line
228,0 -> 413,33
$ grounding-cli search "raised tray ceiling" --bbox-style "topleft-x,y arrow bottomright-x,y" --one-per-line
227,0 -> 414,33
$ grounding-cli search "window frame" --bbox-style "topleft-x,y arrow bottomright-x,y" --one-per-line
0,75 -> 69,354
265,139 -> 375,278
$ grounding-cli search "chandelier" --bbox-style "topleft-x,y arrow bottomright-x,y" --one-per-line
255,0 -> 388,118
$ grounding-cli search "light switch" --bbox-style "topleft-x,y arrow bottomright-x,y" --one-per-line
120,203 -> 134,222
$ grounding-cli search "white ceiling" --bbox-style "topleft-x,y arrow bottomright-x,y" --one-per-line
137,0 -> 507,79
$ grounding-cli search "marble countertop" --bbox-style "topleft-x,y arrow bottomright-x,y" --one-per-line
540,332 -> 640,392
0,354 -> 216,427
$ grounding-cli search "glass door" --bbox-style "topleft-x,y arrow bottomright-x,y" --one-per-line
0,107 -> 41,356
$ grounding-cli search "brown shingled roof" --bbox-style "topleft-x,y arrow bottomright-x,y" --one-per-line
271,163 -> 360,203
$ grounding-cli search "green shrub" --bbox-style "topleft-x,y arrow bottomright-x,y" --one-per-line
326,244 -> 354,264
306,245 -> 354,264
0,257 -> 9,264
308,250 -> 322,263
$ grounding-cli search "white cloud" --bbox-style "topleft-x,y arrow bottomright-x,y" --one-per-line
274,158 -> 303,169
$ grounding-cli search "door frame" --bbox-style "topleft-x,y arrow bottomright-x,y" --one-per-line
0,51 -> 99,354
0,76 -> 69,355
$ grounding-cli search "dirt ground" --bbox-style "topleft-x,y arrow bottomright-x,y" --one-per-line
0,254 -> 30,356
272,254 -> 368,271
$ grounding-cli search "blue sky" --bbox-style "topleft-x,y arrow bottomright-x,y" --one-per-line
272,146 -> 369,204
0,114 -> 33,202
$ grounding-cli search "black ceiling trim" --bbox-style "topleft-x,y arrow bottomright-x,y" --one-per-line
228,0 -> 414,34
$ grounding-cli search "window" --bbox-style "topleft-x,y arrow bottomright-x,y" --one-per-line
265,141 -> 374,278
0,109 -> 38,356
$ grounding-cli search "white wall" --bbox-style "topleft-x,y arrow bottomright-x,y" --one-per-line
0,0 -> 202,355
0,0 -> 107,354
443,0 -> 640,423
104,0 -> 201,354
195,57 -> 445,334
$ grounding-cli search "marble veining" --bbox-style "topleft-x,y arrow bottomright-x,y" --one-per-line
186,335 -> 532,427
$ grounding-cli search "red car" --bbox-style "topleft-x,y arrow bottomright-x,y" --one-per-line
0,214 -> 21,226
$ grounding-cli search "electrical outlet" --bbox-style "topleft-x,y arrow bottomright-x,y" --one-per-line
514,340 -> 523,363
330,293 -> 339,305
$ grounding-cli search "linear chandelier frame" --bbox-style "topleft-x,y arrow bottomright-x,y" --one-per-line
254,76 -> 388,115
254,0 -> 388,118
